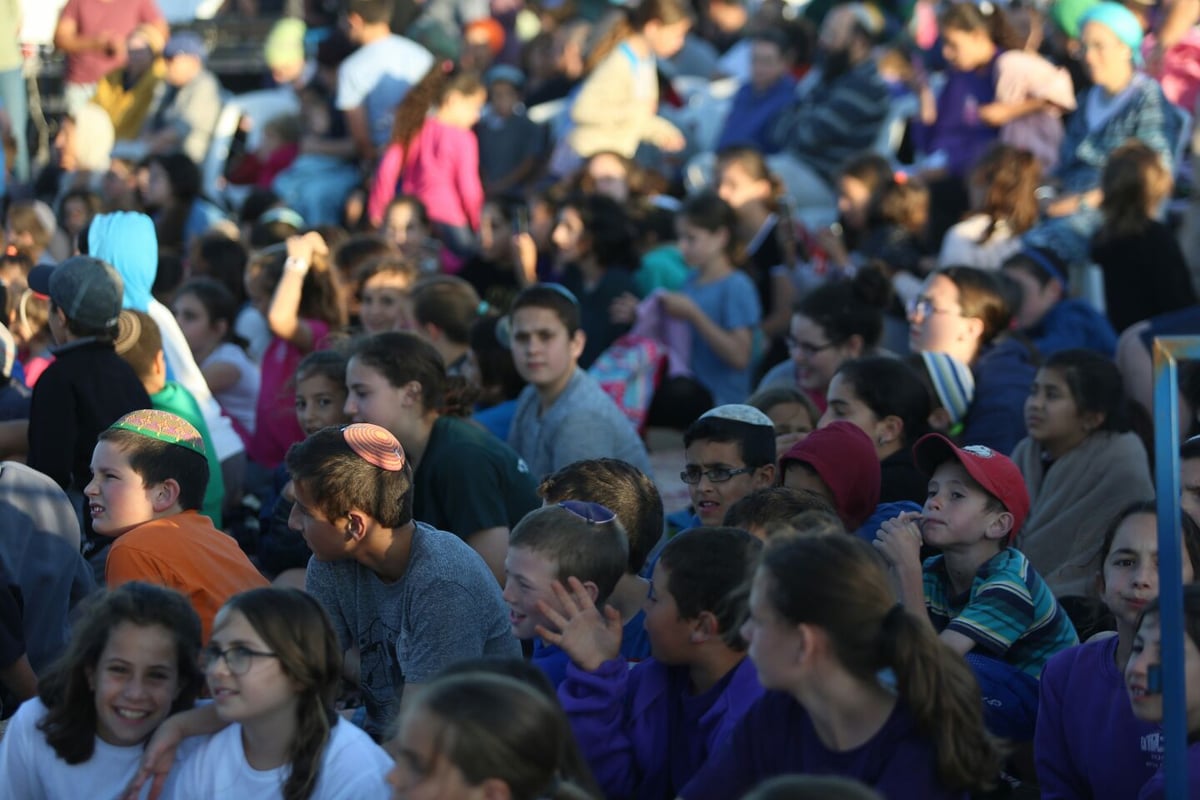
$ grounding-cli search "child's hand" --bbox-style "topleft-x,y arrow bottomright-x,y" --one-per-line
610,292 -> 639,325
658,128 -> 687,153
513,232 -> 538,286
122,716 -> 185,800
874,511 -> 924,569
285,232 -> 329,268
535,577 -> 623,672
658,292 -> 698,322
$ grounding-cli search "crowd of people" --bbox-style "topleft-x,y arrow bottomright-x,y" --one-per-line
0,0 -> 1197,796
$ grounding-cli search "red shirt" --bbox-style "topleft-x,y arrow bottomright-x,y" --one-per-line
59,0 -> 164,84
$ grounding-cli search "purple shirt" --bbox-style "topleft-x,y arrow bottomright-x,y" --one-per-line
1139,744 -> 1200,799
912,61 -> 998,177
679,691 -> 967,800
559,656 -> 762,800
1036,636 -> 1163,799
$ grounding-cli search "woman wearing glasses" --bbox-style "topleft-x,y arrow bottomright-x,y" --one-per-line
907,265 -> 1036,454
759,267 -> 891,412
169,587 -> 392,799
0,582 -> 204,799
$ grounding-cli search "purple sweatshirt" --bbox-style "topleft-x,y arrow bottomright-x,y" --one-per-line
679,691 -> 967,800
912,60 -> 998,178
1035,636 -> 1163,799
558,655 -> 762,800
1139,744 -> 1200,798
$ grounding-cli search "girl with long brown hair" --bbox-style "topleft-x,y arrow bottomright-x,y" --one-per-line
366,64 -> 487,262
939,144 -> 1041,269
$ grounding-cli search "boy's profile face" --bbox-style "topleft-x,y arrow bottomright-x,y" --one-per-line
287,480 -> 350,562
920,460 -> 1006,549
510,306 -> 583,392
501,544 -> 560,640
85,441 -> 162,537
684,439 -> 770,526
642,562 -> 694,664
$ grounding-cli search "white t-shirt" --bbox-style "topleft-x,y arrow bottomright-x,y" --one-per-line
937,214 -> 1022,271
0,697 -> 196,800
336,34 -> 434,148
202,342 -> 260,436
234,306 -> 270,364
168,717 -> 392,799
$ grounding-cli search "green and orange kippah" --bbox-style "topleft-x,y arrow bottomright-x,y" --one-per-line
342,423 -> 406,471
109,409 -> 206,457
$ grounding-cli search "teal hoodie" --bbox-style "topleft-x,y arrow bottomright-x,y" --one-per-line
88,212 -> 157,312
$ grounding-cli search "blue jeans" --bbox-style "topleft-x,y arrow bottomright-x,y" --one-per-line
967,653 -> 1041,742
0,67 -> 29,184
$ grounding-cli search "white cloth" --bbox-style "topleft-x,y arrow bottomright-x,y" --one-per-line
0,697 -> 196,800
335,34 -> 434,149
938,214 -> 1023,270
148,300 -> 245,462
168,718 -> 392,799
234,306 -> 270,364
202,342 -> 260,435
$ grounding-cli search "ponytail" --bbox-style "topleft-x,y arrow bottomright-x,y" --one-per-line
584,0 -> 692,73
880,606 -> 1003,791
389,62 -> 484,166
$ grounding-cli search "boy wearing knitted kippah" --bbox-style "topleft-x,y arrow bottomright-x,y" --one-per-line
88,409 -> 266,641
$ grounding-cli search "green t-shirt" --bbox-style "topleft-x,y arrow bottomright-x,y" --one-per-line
412,416 -> 539,539
151,381 -> 225,528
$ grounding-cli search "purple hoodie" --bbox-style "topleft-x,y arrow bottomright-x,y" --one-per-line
558,655 -> 763,800
1036,636 -> 1164,799
680,691 -> 967,800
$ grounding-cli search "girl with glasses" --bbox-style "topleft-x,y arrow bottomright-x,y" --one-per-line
170,587 -> 392,799
0,582 -> 204,799
907,265 -> 1036,454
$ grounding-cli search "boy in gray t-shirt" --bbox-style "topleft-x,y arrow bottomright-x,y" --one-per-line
287,423 -> 518,739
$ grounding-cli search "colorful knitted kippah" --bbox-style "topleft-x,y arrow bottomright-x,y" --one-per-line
109,409 -> 206,457
342,423 -> 406,471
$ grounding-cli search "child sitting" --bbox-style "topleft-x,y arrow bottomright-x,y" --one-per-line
0,582 -> 204,797
477,65 -> 543,199
25,257 -> 151,520
779,421 -> 889,538
876,433 -> 1079,742
1036,503 -> 1200,796
226,114 -> 302,189
746,386 -> 818,461
286,424 -> 518,740
5,201 -> 57,266
678,405 -> 777,529
549,527 -> 765,798
114,310 -> 227,528
502,501 -> 629,688
411,275 -> 481,375
1000,247 -> 1117,357
507,284 -> 652,481
908,351 -> 976,439
357,255 -> 418,335
91,409 -> 268,641
1126,584 -> 1200,797
538,457 -> 665,662
171,588 -> 393,796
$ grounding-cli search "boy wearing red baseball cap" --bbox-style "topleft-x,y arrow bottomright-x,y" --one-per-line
875,433 -> 1077,743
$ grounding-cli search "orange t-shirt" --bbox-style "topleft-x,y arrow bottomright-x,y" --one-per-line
106,510 -> 269,642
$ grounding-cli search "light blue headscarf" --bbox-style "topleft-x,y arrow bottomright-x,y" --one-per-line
1080,2 -> 1145,66
87,212 -> 158,312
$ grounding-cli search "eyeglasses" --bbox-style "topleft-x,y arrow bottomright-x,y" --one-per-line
200,644 -> 278,676
680,466 -> 754,485
906,297 -> 961,320
557,500 -> 617,525
786,337 -> 837,358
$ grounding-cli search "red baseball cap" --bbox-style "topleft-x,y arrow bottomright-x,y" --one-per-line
912,433 -> 1030,540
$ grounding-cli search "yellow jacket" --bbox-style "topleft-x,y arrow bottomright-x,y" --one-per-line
93,59 -> 167,141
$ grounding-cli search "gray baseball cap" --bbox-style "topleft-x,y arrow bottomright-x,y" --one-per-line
28,256 -> 125,331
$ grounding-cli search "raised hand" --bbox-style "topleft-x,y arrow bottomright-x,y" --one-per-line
535,577 -> 623,672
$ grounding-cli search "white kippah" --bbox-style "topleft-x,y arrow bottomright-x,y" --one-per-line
699,404 -> 775,428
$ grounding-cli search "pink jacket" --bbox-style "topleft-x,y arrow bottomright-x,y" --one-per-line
367,118 -> 484,230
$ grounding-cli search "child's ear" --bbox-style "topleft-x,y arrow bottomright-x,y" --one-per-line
985,510 -> 1014,543
845,333 -> 865,358
580,580 -> 600,605
212,317 -> 229,340
402,380 -> 423,406
345,510 -> 370,542
876,414 -> 903,447
570,328 -> 586,361
151,478 -> 182,513
960,316 -> 985,344
753,463 -> 776,489
1080,409 -> 1106,435
928,407 -> 952,434
479,778 -> 513,800
153,350 -> 167,379
691,610 -> 720,643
